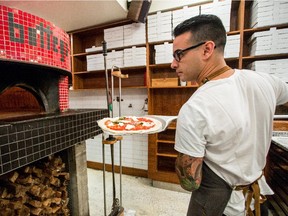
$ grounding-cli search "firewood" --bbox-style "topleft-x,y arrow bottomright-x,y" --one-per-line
28,199 -> 42,208
58,172 -> 70,180
23,166 -> 31,174
9,200 -> 23,210
0,208 -> 14,216
60,207 -> 70,216
3,181 -> 27,195
15,174 -> 34,185
32,167 -> 43,178
51,205 -> 61,214
40,187 -> 55,199
29,185 -> 41,197
16,205 -> 30,216
61,198 -> 69,209
33,177 -> 43,185
55,190 -> 62,198
0,154 -> 70,215
0,188 -> 8,198
60,186 -> 68,199
51,156 -> 63,166
13,195 -> 27,204
49,157 -> 65,173
8,171 -> 19,183
42,198 -> 51,207
30,207 -> 42,215
0,198 -> 10,206
51,197 -> 61,205
43,206 -> 53,214
49,176 -> 61,187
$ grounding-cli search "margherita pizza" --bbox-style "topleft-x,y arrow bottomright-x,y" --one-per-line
98,116 -> 162,135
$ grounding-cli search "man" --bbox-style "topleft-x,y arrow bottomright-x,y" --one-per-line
171,14 -> 288,216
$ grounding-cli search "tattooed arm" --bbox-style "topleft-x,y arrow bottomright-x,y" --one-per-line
175,153 -> 204,191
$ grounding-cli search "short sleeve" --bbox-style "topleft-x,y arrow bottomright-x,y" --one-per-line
175,98 -> 207,157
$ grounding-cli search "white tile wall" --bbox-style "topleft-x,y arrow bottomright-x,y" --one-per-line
69,88 -> 149,170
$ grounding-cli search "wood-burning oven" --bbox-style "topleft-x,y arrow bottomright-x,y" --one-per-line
0,5 -> 108,215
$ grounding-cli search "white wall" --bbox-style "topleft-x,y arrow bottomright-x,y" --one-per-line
69,88 -> 149,170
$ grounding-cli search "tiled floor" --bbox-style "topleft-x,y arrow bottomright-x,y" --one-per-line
87,168 -> 276,216
87,168 -> 191,216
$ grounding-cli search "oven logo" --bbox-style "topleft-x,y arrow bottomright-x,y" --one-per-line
7,12 -> 69,63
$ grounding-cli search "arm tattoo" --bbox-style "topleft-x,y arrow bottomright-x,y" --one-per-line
175,153 -> 203,191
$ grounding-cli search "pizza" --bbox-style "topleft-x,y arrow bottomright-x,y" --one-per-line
98,116 -> 162,134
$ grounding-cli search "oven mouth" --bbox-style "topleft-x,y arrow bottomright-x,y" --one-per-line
0,59 -> 72,122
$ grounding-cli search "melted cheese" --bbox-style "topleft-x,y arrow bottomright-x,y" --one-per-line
142,122 -> 155,127
125,124 -> 135,130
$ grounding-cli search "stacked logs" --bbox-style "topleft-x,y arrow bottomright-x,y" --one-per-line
0,155 -> 70,215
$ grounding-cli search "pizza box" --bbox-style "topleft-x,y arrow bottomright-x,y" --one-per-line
97,115 -> 178,135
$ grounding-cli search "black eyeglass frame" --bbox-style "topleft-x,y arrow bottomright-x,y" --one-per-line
173,41 -> 207,62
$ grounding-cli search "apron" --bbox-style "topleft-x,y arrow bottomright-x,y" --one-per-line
187,162 -> 232,216
186,162 -> 267,216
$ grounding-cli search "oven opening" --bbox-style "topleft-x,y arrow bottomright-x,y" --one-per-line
0,86 -> 46,121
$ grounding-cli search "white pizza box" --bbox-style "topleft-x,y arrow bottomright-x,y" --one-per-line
97,115 -> 178,135
85,46 -> 102,53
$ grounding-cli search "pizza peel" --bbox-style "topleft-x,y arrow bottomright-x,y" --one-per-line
97,115 -> 177,135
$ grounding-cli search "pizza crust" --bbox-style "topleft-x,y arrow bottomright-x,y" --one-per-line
97,116 -> 163,135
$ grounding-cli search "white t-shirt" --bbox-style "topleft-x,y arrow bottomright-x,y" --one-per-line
175,69 -> 288,215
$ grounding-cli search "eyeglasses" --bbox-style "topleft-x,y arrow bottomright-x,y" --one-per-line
173,41 -> 206,62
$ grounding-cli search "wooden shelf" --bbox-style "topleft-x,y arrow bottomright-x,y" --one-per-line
73,43 -> 147,57
148,40 -> 173,46
242,53 -> 288,60
149,63 -> 171,68
74,65 -> 147,74
149,85 -> 198,89
157,140 -> 175,144
74,70 -> 104,75
243,23 -> 288,36
227,30 -> 241,36
157,153 -> 177,158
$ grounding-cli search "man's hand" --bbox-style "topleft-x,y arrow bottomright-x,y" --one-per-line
175,153 -> 203,191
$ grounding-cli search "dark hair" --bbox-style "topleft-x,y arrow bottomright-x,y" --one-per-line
173,14 -> 227,52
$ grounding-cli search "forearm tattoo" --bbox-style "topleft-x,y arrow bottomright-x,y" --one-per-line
175,153 -> 203,191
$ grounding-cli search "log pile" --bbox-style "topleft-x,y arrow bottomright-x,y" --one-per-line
0,155 -> 70,215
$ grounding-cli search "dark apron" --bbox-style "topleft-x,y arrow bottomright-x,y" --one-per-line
187,162 -> 232,216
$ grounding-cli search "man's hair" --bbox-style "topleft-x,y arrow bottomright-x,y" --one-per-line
173,14 -> 227,52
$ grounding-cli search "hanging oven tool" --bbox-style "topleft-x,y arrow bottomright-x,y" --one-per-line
102,41 -> 127,216
111,65 -> 128,208
102,135 -> 124,216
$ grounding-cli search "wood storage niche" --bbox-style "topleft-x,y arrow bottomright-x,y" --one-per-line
0,154 -> 70,216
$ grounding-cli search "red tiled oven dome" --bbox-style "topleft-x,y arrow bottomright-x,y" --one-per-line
0,5 -> 71,117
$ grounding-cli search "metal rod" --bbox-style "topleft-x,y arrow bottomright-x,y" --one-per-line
110,144 -> 116,200
111,66 -> 115,118
118,76 -> 123,206
102,134 -> 107,216
102,41 -> 111,118
102,40 -> 109,216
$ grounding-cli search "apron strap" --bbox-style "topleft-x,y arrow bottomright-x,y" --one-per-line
234,172 -> 267,216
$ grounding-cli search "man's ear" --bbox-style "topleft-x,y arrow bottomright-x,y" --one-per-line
203,41 -> 215,58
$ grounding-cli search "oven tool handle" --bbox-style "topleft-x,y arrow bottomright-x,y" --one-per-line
108,142 -> 123,216
102,40 -> 116,216
111,66 -> 128,208
102,41 -> 126,216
